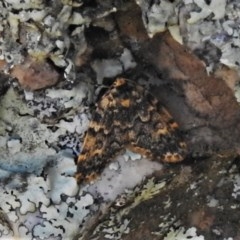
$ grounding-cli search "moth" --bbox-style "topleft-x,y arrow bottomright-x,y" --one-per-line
75,78 -> 187,184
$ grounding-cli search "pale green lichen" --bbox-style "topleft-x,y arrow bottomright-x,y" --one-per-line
0,88 -> 56,173
92,178 -> 167,239
163,227 -> 204,240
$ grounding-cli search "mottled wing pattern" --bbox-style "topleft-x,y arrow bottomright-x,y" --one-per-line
75,78 -> 187,184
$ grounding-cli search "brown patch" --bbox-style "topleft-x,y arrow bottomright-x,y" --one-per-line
145,31 -> 240,129
114,2 -> 149,43
10,56 -> 59,91
99,96 -> 113,109
127,145 -> 152,158
0,59 -> 7,71
169,121 -> 179,129
156,127 -> 169,136
162,152 -> 183,163
214,64 -> 240,91
115,78 -> 127,87
91,122 -> 104,132
189,208 -> 215,231
120,99 -> 131,107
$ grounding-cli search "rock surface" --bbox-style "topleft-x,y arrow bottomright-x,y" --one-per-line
0,0 -> 240,239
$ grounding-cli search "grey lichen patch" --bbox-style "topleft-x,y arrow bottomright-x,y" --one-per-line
83,152 -> 240,240
0,206 -> 14,238
33,193 -> 94,239
0,78 -> 92,173
26,80 -> 93,121
45,152 -> 79,203
88,178 -> 167,240
136,0 -> 178,37
163,227 -> 204,240
0,72 -> 96,238
178,0 -> 240,76
187,0 -> 227,23
0,87 -> 57,173
0,153 -> 95,239
231,174 -> 240,199
0,183 -> 21,224
10,175 -> 50,215
0,0 -> 119,81
135,0 -> 240,82
87,154 -> 163,202
91,48 -> 136,84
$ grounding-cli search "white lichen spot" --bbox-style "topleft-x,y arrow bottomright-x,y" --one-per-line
0,88 -> 59,174
33,193 -> 94,239
7,139 -> 21,154
212,228 -> 221,236
0,221 -> 12,238
188,0 -> 226,24
23,90 -> 34,101
220,44 -> 240,68
124,149 -> 142,161
88,155 -> 162,201
33,219 -> 64,239
133,177 -> 166,204
92,59 -> 123,85
119,48 -> 136,70
163,197 -> 172,209
136,0 -> 177,37
92,177 -> 167,240
164,227 -> 204,240
14,175 -> 50,215
183,0 -> 193,4
46,153 -> 78,204
189,182 -> 197,190
67,193 -> 94,220
46,82 -> 92,109
0,191 -> 20,222
103,218 -> 130,240
17,225 -> 31,240
234,86 -> 240,103
109,162 -> 120,171
207,196 -> 219,208
59,114 -> 90,134
70,12 -> 85,25
168,25 -> 183,44
232,174 -> 240,199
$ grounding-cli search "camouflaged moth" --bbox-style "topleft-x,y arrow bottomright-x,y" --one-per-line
76,78 -> 187,184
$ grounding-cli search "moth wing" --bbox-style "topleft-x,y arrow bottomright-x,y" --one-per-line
126,82 -> 187,162
76,78 -> 187,184
76,79 -> 128,184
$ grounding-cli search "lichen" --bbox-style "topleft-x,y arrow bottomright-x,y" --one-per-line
0,152 -> 95,239
87,155 -> 163,202
0,0 -> 114,81
231,174 -> 240,199
179,0 -> 240,75
136,0 -> 178,37
91,48 -> 136,84
187,0 -> 227,24
90,177 -> 167,239
0,70 -> 94,238
163,227 -> 205,240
